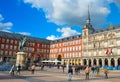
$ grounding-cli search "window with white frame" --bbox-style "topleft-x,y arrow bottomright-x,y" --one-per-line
59,43 -> 61,47
2,38 -> 5,43
64,53 -> 66,58
73,47 -> 75,51
0,50 -> 3,55
67,47 -> 69,51
79,40 -> 81,44
64,48 -> 66,52
10,45 -> 13,50
70,47 -> 72,51
67,53 -> 68,58
10,40 -> 13,44
79,46 -> 81,50
9,51 -> 12,55
5,45 -> 9,49
70,53 -> 71,57
44,49 -> 46,53
79,53 -> 81,57
31,48 -> 34,52
13,52 -> 16,55
59,48 -> 61,52
76,40 -> 79,44
37,44 -> 39,47
1,44 -> 4,49
47,50 -> 49,53
76,46 -> 78,51
6,39 -> 9,43
14,46 -> 17,50
94,51 -> 96,56
33,43 -> 35,46
72,53 -> 74,57
5,51 -> 8,55
104,42 -> 107,48
15,40 -> 17,44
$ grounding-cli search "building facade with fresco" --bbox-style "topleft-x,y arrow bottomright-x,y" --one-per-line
81,11 -> 120,69
50,9 -> 120,70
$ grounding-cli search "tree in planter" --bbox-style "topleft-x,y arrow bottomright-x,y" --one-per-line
34,54 -> 41,63
57,55 -> 62,65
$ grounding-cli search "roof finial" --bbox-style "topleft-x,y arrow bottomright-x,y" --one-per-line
109,23 -> 113,30
86,5 -> 90,24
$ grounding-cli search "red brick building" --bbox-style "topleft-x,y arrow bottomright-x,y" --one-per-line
0,31 -> 50,62
50,35 -> 82,65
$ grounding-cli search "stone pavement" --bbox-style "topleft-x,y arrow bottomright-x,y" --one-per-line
0,67 -> 120,82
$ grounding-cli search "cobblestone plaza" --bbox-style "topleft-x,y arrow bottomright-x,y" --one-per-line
0,67 -> 120,82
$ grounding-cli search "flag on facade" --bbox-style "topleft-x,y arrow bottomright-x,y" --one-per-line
109,49 -> 112,55
106,49 -> 109,55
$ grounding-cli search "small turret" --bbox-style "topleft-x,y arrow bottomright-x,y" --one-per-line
82,6 -> 94,36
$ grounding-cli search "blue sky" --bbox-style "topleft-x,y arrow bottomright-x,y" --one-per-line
0,0 -> 120,40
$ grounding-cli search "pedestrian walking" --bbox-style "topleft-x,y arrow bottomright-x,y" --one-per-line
62,64 -> 65,73
31,64 -> 36,74
74,65 -> 79,75
104,68 -> 109,79
9,65 -> 15,76
96,67 -> 100,76
16,64 -> 21,75
41,64 -> 44,71
85,66 -> 90,80
68,66 -> 73,81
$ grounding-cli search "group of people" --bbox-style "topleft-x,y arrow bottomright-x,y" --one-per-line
67,65 -> 109,81
9,63 -> 37,76
9,64 -> 21,76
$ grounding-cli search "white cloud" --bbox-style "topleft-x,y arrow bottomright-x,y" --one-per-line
57,27 -> 80,37
23,0 -> 114,27
0,14 -> 13,32
18,32 -> 31,36
46,27 -> 80,40
46,35 -> 59,40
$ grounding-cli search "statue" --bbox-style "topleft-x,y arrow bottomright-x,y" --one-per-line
18,36 -> 27,52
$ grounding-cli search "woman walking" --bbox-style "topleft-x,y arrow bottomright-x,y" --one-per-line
31,64 -> 36,74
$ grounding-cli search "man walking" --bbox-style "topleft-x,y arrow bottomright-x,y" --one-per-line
85,66 -> 90,80
68,66 -> 73,81
16,64 -> 21,75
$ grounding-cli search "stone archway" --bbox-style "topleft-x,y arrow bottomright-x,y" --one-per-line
72,60 -> 74,65
111,58 -> 115,67
83,59 -> 87,65
89,59 -> 91,67
64,60 -> 66,65
105,58 -> 108,66
69,59 -> 71,65
78,59 -> 81,65
93,59 -> 96,66
99,59 -> 102,67
75,59 -> 77,65
118,58 -> 120,66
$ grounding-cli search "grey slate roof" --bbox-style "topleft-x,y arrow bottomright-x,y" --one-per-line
0,31 -> 51,44
94,24 -> 120,34
51,34 -> 82,44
